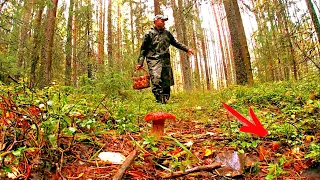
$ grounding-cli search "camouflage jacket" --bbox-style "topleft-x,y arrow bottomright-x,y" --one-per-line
138,27 -> 188,66
137,27 -> 188,86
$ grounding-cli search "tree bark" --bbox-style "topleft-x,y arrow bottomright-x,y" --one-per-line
98,0 -> 105,64
17,0 -> 32,70
201,30 -> 211,90
72,0 -> 78,86
218,3 -> 233,85
86,2 -> 93,79
154,0 -> 160,15
223,0 -> 248,85
65,0 -> 74,86
305,0 -> 320,44
39,0 -> 59,88
192,1 -> 201,89
212,3 -> 228,88
192,30 -> 200,89
278,0 -> 298,80
232,0 -> 253,85
176,0 -> 192,90
107,0 -> 113,68
116,0 -> 122,70
30,4 -> 43,88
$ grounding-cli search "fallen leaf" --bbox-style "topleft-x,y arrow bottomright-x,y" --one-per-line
305,135 -> 315,143
204,149 -> 213,157
258,146 -> 267,161
270,142 -> 280,151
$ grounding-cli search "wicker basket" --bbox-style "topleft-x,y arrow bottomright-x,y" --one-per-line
132,68 -> 150,90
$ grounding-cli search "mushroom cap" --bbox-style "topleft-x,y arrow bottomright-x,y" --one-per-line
144,111 -> 176,122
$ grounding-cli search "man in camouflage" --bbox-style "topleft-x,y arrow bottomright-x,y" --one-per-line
136,14 -> 194,104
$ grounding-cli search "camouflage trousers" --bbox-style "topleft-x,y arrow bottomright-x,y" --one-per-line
146,58 -> 173,104
152,85 -> 170,104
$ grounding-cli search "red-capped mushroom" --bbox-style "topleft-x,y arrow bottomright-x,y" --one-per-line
144,112 -> 176,137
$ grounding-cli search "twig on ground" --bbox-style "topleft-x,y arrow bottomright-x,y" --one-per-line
112,147 -> 138,180
160,162 -> 223,179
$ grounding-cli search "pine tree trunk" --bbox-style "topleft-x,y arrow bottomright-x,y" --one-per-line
39,0 -> 59,88
175,0 -> 192,90
98,0 -> 104,64
117,1 -> 122,70
278,0 -> 298,80
212,3 -> 228,87
223,0 -> 248,85
65,0 -> 74,86
305,0 -> 320,44
17,0 -> 32,70
218,3 -> 233,84
192,30 -> 200,89
129,0 -> 135,70
154,0 -> 160,15
232,0 -> 253,85
192,0 -> 201,89
201,30 -> 211,90
107,0 -> 113,68
30,4 -> 43,88
86,3 -> 92,79
72,0 -> 78,86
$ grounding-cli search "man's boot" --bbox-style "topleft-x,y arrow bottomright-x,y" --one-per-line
155,95 -> 162,103
161,95 -> 168,104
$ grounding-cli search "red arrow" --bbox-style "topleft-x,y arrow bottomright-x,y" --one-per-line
222,102 -> 268,137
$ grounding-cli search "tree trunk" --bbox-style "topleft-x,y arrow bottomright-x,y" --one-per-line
223,0 -> 248,85
72,0 -> 78,86
232,0 -> 253,85
98,0 -> 105,64
39,0 -> 59,88
201,30 -> 211,90
30,4 -> 43,88
154,0 -> 160,15
192,1 -> 201,89
86,2 -> 92,79
117,0 -> 122,70
65,0 -> 74,86
176,0 -> 192,90
107,0 -> 113,68
17,0 -> 32,70
212,3 -> 228,88
305,0 -> 320,44
279,0 -> 298,80
192,30 -> 200,89
218,3 -> 233,85
129,0 -> 135,69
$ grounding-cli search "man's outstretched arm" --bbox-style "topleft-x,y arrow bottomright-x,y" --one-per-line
168,31 -> 194,55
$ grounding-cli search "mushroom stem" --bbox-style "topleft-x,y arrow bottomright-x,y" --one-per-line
151,119 -> 165,137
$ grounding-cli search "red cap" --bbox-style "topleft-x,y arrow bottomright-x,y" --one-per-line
144,111 -> 176,122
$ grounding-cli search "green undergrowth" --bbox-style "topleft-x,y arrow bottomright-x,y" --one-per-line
1,75 -> 319,137
0,75 -> 319,178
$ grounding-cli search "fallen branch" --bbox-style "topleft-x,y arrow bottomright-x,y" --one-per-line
160,162 -> 223,179
112,148 -> 138,180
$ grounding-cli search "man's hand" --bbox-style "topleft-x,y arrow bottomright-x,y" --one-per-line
136,65 -> 143,70
187,49 -> 194,55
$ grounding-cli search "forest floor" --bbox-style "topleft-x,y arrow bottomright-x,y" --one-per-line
0,78 -> 320,179
54,108 -> 320,180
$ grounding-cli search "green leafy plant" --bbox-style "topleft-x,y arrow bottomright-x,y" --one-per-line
305,143 -> 320,162
266,156 -> 287,180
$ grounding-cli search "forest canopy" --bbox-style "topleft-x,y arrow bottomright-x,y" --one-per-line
0,0 -> 319,90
